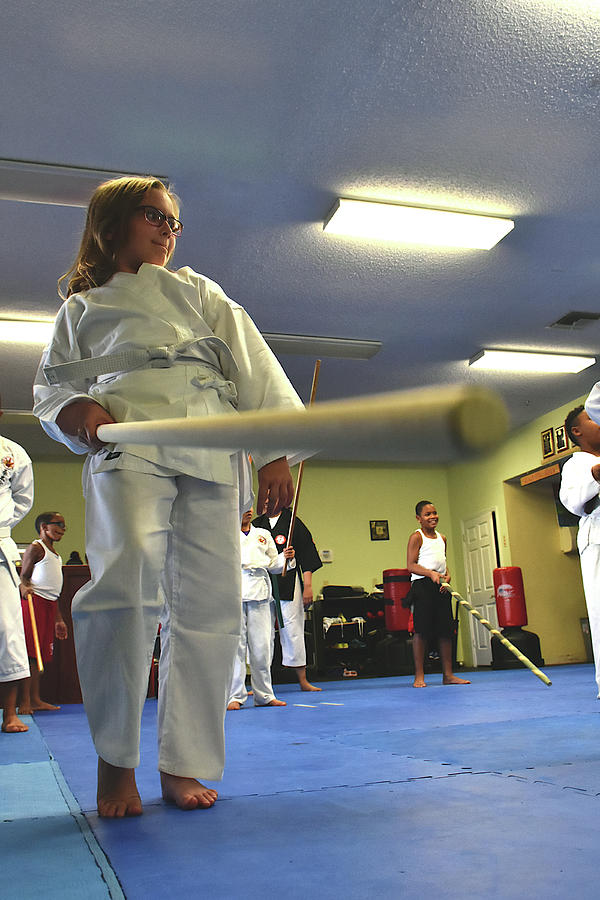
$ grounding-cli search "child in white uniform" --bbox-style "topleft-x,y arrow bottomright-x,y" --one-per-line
228,508 -> 295,709
559,404 -> 600,697
33,176 -> 304,817
0,409 -> 34,734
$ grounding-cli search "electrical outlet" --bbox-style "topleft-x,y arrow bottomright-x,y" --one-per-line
320,549 -> 333,563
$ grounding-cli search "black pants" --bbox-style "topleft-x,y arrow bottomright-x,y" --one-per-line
407,578 -> 454,641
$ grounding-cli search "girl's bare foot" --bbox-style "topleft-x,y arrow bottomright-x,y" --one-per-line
413,677 -> 427,688
265,698 -> 286,706
97,758 -> 142,818
443,675 -> 471,685
300,682 -> 322,691
2,713 -> 28,733
160,772 -> 218,810
227,700 -> 241,710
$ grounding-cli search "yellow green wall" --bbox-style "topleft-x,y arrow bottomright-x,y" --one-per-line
12,459 -> 86,558
290,461 -> 455,595
15,390 -> 591,670
445,392 -> 589,666
503,479 -> 585,666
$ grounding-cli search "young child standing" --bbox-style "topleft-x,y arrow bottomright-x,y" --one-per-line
406,500 -> 470,688
33,176 -> 304,818
252,507 -> 322,692
19,511 -> 68,714
227,507 -> 294,710
0,397 -> 34,734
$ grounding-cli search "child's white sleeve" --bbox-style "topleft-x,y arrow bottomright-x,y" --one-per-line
264,533 -> 296,575
32,303 -> 96,454
559,454 -> 599,517
2,445 -> 34,528
198,277 -> 307,470
585,384 -> 600,425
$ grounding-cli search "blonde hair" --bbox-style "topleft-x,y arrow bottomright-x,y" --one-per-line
58,176 -> 179,298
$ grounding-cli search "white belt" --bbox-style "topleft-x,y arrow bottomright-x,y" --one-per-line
43,336 -> 237,386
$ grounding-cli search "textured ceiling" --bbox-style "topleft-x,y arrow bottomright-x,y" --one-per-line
2,0 -> 600,455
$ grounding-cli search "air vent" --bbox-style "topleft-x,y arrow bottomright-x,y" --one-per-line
549,311 -> 600,329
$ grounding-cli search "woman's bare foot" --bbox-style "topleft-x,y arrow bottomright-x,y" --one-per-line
2,713 -> 28,733
160,772 -> 218,810
30,700 -> 61,711
17,705 -> 33,716
300,681 -> 322,692
227,700 -> 241,710
443,675 -> 471,685
413,677 -> 427,688
265,698 -> 286,706
97,758 -> 142,818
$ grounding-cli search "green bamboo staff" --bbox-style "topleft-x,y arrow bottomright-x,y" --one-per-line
443,585 -> 552,687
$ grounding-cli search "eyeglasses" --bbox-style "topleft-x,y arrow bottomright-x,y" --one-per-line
136,205 -> 183,236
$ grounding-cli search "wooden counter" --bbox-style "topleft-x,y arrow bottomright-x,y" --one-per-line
40,565 -> 89,704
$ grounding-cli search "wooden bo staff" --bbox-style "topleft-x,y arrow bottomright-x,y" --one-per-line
443,585 -> 552,686
282,360 -> 321,577
96,384 -> 509,460
26,591 -> 44,674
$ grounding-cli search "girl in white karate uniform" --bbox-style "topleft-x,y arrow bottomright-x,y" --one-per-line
33,176 -> 304,818
228,508 -> 295,709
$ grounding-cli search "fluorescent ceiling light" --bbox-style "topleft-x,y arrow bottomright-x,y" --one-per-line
262,333 -> 381,359
0,319 -> 382,360
469,349 -> 596,374
1,319 -> 55,343
324,198 -> 514,249
0,159 -> 170,208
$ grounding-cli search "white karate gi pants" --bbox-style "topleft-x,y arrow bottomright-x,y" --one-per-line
279,574 -> 306,668
579,542 -> 600,697
229,599 -> 276,705
73,467 -> 241,778
0,555 -> 29,682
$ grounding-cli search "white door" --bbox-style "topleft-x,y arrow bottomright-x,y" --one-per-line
461,510 -> 499,666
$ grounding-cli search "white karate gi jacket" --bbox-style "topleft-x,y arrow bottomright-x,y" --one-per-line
241,525 -> 294,601
559,451 -> 600,552
0,434 -> 34,682
0,434 -> 34,571
33,264 -> 304,487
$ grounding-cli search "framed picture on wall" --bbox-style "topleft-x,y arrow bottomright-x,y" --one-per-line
370,520 -> 389,541
554,424 -> 568,453
541,427 -> 554,459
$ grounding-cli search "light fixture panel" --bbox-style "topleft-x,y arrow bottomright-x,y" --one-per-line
0,319 -> 55,344
0,159 -> 170,208
324,198 -> 514,250
469,349 -> 596,374
262,333 -> 381,359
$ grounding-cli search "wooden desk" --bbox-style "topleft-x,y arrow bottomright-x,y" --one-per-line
40,565 -> 89,704
38,565 -> 159,703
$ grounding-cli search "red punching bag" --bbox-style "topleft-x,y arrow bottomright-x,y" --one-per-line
383,569 -> 412,631
493,567 -> 528,628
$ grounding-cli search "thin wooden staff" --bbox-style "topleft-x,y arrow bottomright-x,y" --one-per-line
443,585 -> 551,686
282,359 -> 321,577
26,591 -> 44,674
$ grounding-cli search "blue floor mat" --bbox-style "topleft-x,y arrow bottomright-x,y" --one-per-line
86,774 -> 600,900
0,713 -> 51,764
1,817 -> 115,900
11,664 -> 600,900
